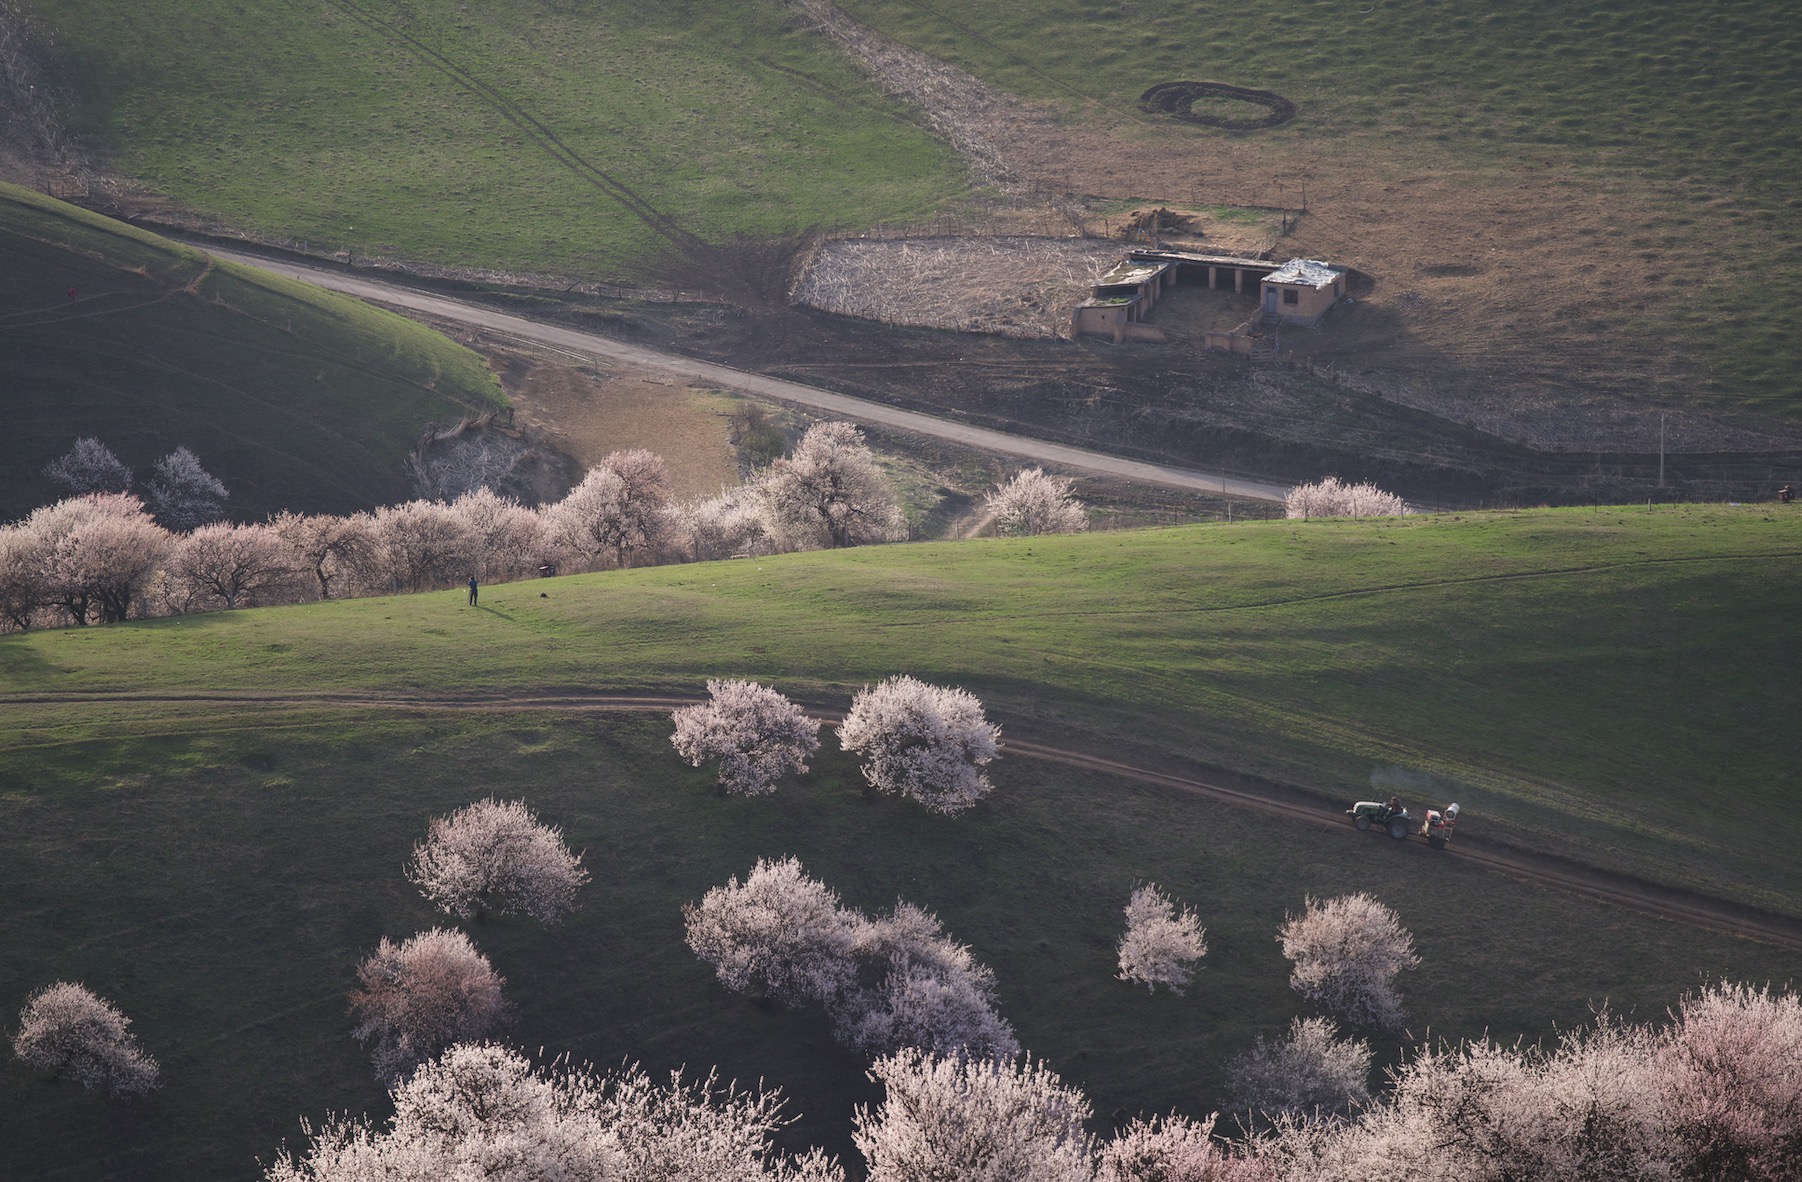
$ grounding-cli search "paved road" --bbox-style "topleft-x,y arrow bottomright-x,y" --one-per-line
208,246 -> 1293,502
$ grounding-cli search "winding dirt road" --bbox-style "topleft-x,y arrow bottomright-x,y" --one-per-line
11,688 -> 1800,952
204,246 -> 1292,503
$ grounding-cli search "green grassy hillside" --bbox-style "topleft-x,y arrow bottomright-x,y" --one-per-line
31,0 -> 964,277
29,0 -> 1802,410
5,507 -> 1798,912
2,508 -> 1798,1180
0,183 -> 505,520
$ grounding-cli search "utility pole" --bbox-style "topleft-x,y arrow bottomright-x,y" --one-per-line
1659,413 -> 1666,488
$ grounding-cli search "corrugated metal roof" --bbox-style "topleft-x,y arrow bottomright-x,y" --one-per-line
1263,258 -> 1341,288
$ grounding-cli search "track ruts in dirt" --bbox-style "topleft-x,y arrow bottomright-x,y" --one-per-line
10,688 -> 1800,953
322,0 -> 705,260
1138,82 -> 1297,131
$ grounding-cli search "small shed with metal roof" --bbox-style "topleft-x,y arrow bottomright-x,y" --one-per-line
1259,258 -> 1345,326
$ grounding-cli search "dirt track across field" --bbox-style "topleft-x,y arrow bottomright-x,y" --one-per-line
9,688 -> 1800,952
204,245 -> 1292,502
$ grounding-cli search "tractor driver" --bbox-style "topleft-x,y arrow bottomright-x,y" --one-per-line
1383,795 -> 1402,820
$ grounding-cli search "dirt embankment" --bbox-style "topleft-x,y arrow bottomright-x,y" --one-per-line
0,1 -> 80,191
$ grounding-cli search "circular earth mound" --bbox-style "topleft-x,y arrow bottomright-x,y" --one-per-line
1139,81 -> 1296,130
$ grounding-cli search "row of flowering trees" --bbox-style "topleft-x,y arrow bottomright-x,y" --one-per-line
252,978 -> 1802,1182
2,427 -> 1095,630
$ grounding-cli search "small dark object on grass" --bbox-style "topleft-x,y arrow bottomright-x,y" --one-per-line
540,592 -> 548,598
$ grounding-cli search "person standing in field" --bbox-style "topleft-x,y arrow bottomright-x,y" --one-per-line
467,576 -> 479,606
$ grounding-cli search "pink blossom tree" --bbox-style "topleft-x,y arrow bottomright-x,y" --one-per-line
671,679 -> 822,796
1657,981 -> 1802,1181
1278,893 -> 1419,1029
269,510 -> 377,600
11,981 -> 159,1097
451,487 -> 553,581
264,1043 -> 844,1182
756,422 -> 904,549
676,485 -> 774,561
27,493 -> 170,624
683,856 -> 860,1006
1224,1017 -> 1371,1125
1098,1114 -> 1277,1182
348,929 -> 508,1083
1116,883 -> 1208,995
837,901 -> 1019,1062
369,500 -> 477,592
0,524 -> 45,631
548,449 -> 673,570
838,675 -> 1001,815
168,522 -> 300,609
985,468 -> 1088,536
854,1049 -> 1094,1182
407,798 -> 589,925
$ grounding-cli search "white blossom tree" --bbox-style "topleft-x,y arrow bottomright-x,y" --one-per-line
169,522 -> 301,609
11,981 -> 159,1097
43,437 -> 132,496
838,675 -> 1001,815
1277,894 -> 1419,1030
1097,1114 -> 1276,1182
1117,883 -> 1208,995
854,1049 -> 1095,1182
349,929 -> 509,1083
683,856 -> 860,1006
671,680 -> 822,796
146,445 -> 229,530
407,798 -> 589,925
756,422 -> 904,549
264,1042 -> 844,1182
1224,1017 -> 1371,1125
1284,477 -> 1407,520
986,468 -> 1088,536
548,449 -> 673,570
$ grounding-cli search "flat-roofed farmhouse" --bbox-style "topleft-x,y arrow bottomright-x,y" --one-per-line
1259,258 -> 1345,326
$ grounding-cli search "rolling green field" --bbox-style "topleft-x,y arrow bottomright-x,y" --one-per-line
5,507 -> 1799,913
836,0 -> 1802,407
0,183 -> 505,521
31,0 -> 964,276
2,507 -> 1799,1180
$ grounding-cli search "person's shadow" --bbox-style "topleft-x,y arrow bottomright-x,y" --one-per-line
473,604 -> 514,621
